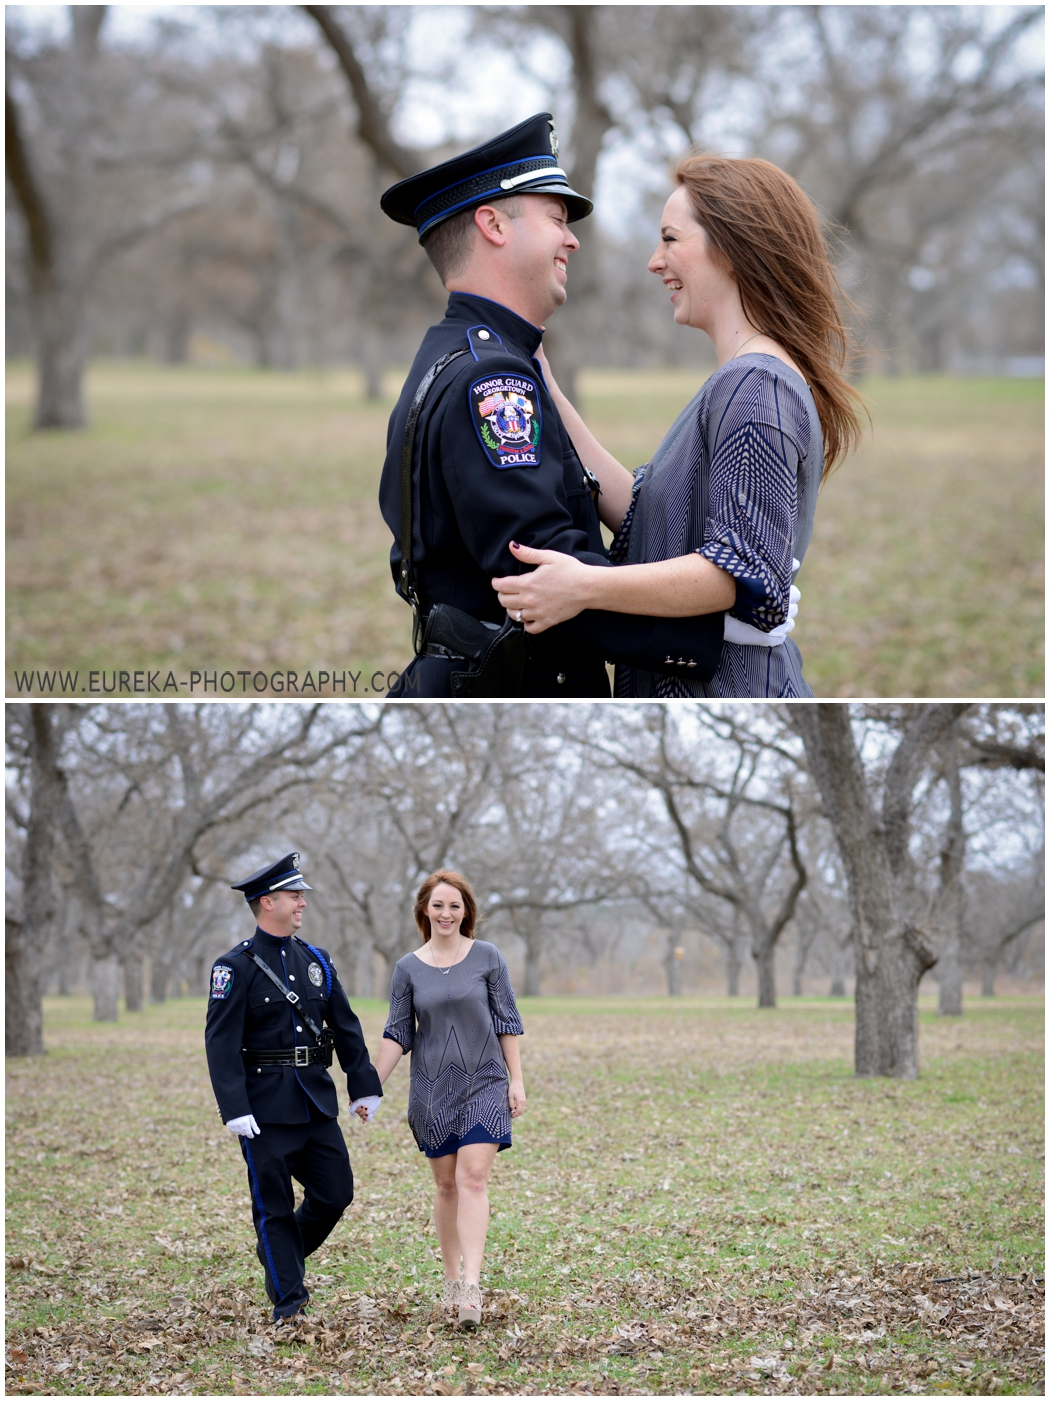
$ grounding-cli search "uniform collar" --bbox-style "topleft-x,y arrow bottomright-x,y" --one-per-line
444,292 -> 544,359
254,926 -> 295,951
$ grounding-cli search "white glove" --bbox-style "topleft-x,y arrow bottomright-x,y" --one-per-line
350,1095 -> 381,1122
226,1114 -> 261,1139
724,581 -> 801,648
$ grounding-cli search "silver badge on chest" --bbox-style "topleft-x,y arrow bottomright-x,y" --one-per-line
308,962 -> 324,987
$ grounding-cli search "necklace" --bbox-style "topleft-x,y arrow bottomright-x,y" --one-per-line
431,938 -> 462,975
731,331 -> 766,359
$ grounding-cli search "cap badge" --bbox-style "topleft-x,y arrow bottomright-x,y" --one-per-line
292,853 -> 300,869
548,121 -> 559,159
308,962 -> 324,987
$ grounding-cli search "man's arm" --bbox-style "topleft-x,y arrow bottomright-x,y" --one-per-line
204,959 -> 252,1124
325,959 -> 382,1101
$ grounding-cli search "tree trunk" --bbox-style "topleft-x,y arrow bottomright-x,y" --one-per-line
726,940 -> 741,996
523,932 -> 542,997
193,955 -> 205,996
753,939 -> 777,1008
830,975 -> 846,997
34,277 -> 89,429
936,741 -> 965,1016
664,938 -> 683,996
123,951 -> 144,1012
92,954 -> 120,1022
793,706 -> 947,1078
6,920 -> 45,1057
981,961 -> 996,997
150,955 -> 170,1004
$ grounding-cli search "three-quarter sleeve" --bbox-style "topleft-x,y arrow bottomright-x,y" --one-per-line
698,362 -> 810,631
486,947 -> 524,1037
608,466 -> 647,564
383,961 -> 415,1051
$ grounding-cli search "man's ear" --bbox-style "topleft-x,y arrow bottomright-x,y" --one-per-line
474,203 -> 512,248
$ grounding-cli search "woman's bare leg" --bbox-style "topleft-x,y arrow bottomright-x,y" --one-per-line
428,1152 -> 462,1282
454,1143 -> 500,1285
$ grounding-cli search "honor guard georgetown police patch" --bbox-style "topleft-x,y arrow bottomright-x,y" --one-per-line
308,962 -> 324,987
470,374 -> 542,468
211,965 -> 233,1000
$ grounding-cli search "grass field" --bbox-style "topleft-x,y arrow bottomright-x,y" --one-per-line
5,362 -> 1043,698
5,994 -> 1043,1396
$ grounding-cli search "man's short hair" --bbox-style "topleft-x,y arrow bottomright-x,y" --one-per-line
421,195 -> 525,285
248,895 -> 266,920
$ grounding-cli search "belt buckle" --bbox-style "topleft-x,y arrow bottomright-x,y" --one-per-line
294,1046 -> 309,1067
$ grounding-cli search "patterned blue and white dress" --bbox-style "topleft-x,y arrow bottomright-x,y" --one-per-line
383,940 -> 523,1158
612,353 -> 823,698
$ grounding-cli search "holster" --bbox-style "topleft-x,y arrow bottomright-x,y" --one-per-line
421,604 -> 526,698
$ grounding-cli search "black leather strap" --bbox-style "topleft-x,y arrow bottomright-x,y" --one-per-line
398,347 -> 471,617
250,953 -> 325,1042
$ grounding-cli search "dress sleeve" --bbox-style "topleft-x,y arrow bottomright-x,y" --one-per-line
383,961 -> 415,1051
486,946 -> 524,1036
608,466 -> 647,564
698,363 -> 810,631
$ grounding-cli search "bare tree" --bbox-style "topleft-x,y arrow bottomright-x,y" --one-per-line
790,704 -> 973,1077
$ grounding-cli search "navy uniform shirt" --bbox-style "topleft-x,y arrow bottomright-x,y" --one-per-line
205,929 -> 381,1125
379,292 -> 724,696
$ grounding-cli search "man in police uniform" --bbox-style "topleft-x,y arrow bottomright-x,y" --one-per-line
379,111 -> 725,697
205,853 -> 382,1321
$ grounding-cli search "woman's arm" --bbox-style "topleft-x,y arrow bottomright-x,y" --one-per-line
498,1034 -> 526,1117
493,540 -> 736,632
373,1037 -> 405,1086
537,345 -> 636,531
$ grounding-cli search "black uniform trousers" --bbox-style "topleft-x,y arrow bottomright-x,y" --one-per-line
241,1099 -> 353,1319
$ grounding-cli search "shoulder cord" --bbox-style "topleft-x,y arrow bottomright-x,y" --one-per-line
250,953 -> 325,1043
398,347 -> 472,644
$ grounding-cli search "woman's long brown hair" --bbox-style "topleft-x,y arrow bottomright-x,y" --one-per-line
414,870 -> 482,942
674,153 -> 865,476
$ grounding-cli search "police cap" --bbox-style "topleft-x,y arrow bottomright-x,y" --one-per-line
231,853 -> 313,903
380,112 -> 593,242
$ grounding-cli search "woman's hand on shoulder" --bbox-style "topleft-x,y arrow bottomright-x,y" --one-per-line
508,1080 -> 526,1118
492,542 -> 599,632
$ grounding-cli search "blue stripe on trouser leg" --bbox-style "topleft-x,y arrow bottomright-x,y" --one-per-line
243,1140 -> 283,1301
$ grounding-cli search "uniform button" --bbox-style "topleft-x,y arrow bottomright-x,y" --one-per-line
289,974 -> 295,981
264,997 -> 270,1003
665,656 -> 674,664
257,1069 -> 262,1074
477,329 -> 490,340
556,673 -> 566,685
243,941 -> 250,946
297,1026 -> 303,1032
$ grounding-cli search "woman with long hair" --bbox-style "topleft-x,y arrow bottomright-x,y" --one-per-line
372,871 -> 524,1330
492,153 -> 865,697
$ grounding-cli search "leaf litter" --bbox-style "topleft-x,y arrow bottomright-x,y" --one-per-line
5,994 -> 1043,1394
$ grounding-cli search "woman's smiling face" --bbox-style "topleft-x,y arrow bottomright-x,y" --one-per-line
427,882 -> 465,940
648,185 -> 737,332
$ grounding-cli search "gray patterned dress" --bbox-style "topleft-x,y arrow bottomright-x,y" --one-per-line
612,354 -> 823,698
383,940 -> 523,1156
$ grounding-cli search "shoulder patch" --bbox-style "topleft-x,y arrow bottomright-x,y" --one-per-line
470,373 -> 542,468
210,965 -> 234,1000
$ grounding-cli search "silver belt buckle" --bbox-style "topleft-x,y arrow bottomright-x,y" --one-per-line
294,1046 -> 309,1067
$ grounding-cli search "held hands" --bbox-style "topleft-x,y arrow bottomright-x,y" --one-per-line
226,1114 -> 261,1139
492,541 -> 594,633
350,1095 -> 381,1123
508,1080 -> 527,1119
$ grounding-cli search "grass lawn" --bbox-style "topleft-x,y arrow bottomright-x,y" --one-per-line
5,993 -> 1043,1395
6,362 -> 1043,698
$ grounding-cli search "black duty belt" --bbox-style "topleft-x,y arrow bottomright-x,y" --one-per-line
242,1036 -> 334,1069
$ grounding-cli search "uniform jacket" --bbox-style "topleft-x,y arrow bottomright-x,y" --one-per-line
379,292 -> 724,696
205,928 -> 381,1125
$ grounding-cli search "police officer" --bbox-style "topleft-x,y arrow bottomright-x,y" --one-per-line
205,853 -> 382,1322
379,111 -> 725,698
